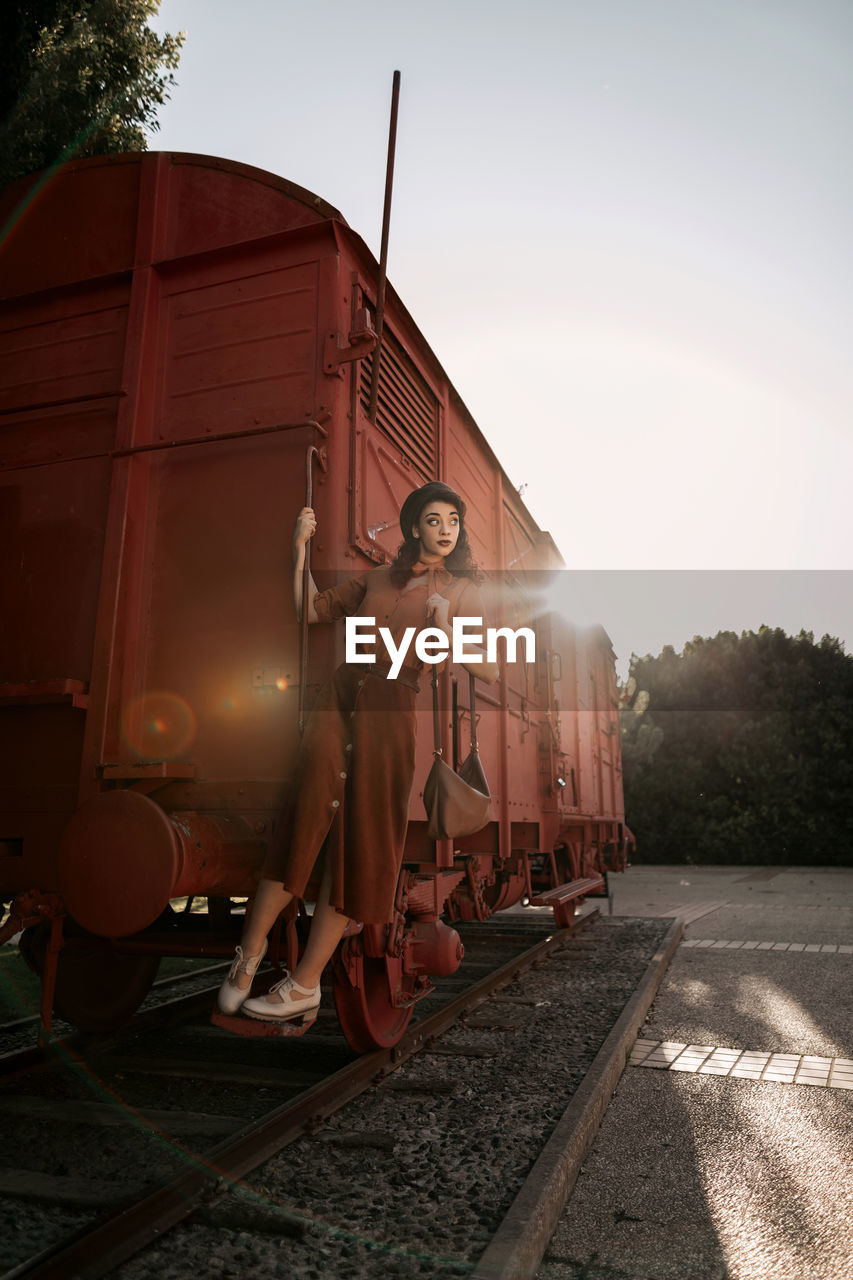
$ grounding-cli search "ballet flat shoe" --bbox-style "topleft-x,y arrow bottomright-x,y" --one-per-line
217,938 -> 268,1014
242,973 -> 321,1023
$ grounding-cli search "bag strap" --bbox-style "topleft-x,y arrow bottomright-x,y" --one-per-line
427,568 -> 443,759
431,667 -> 443,758
427,568 -> 479,760
432,669 -> 479,760
468,669 -> 479,754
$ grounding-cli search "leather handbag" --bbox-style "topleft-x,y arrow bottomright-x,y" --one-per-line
424,668 -> 491,840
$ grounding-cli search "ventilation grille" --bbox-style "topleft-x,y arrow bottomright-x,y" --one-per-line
359,331 -> 438,478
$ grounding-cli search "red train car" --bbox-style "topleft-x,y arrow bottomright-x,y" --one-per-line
0,153 -> 629,1050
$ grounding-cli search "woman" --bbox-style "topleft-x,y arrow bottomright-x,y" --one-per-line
218,481 -> 498,1023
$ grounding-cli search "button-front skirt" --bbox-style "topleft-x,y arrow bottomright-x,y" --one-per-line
262,663 -> 419,924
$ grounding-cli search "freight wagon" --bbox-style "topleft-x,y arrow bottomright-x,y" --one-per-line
0,152 -> 629,1050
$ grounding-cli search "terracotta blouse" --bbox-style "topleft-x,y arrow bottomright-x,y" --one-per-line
313,564 -> 486,684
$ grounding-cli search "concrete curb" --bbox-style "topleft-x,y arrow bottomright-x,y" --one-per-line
471,916 -> 685,1280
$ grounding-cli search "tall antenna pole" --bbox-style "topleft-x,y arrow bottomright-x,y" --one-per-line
367,69 -> 401,423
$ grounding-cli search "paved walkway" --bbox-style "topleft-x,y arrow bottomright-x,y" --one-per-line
536,864 -> 853,1280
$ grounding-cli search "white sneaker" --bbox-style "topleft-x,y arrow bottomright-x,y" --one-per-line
242,973 -> 321,1023
217,939 -> 268,1014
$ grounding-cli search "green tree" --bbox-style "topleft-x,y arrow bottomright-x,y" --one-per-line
0,0 -> 184,187
620,628 -> 853,866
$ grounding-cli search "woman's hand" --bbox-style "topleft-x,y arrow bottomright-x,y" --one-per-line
294,506 -> 317,548
292,508 -> 319,623
427,592 -> 451,633
427,591 -> 499,682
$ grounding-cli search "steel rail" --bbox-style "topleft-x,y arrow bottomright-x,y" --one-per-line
0,962 -> 231,1038
9,915 -> 597,1280
0,974 -> 229,1079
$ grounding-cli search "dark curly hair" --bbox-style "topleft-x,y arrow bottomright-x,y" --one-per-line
390,481 -> 482,588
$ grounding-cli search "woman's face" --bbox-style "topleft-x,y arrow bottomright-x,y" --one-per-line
413,501 -> 460,561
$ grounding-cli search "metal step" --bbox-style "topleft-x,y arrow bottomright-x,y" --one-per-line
529,875 -> 605,925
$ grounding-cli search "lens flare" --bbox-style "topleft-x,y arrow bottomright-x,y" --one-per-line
122,691 -> 196,760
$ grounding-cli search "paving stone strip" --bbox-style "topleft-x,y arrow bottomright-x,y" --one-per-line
656,899 -> 729,924
681,938 -> 852,952
630,1038 -> 853,1088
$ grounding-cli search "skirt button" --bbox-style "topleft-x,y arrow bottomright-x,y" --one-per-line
331,800 -> 340,809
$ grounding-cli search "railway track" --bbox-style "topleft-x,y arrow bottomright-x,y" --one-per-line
0,913 -> 669,1280
0,960 -> 232,1037
0,962 -> 233,1078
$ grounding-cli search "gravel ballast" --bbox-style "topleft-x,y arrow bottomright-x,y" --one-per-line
102,916 -> 670,1280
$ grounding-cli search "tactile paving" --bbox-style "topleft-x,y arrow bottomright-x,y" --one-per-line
629,1039 -> 853,1089
680,939 -> 851,953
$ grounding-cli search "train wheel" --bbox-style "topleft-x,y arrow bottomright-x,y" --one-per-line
333,956 -> 414,1053
19,924 -> 161,1034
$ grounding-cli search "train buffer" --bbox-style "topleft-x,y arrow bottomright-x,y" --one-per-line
529,875 -> 606,928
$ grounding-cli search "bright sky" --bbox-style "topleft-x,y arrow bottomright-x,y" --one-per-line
150,0 -> 853,673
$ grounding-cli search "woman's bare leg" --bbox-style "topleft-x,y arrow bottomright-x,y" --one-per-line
230,878 -> 295,993
257,858 -> 351,1005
